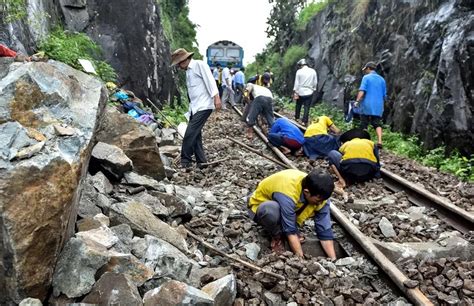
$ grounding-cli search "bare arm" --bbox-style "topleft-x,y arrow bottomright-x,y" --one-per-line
213,94 -> 221,110
287,234 -> 304,257
330,164 -> 346,189
356,90 -> 365,103
329,124 -> 340,135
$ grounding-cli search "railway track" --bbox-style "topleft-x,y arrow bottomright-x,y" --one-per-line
273,111 -> 474,235
232,105 -> 434,305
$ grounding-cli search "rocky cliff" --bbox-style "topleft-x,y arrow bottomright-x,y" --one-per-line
301,0 -> 473,155
0,0 -> 175,104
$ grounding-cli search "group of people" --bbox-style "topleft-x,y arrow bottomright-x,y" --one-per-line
171,47 -> 387,259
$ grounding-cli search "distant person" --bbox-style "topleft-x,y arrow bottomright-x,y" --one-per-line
244,80 -> 274,139
213,64 -> 223,98
221,64 -> 235,109
355,61 -> 386,148
268,118 -> 305,155
327,128 -> 381,189
247,169 -> 336,259
303,115 -> 340,160
264,66 -> 274,86
171,48 -> 221,169
248,71 -> 271,88
293,59 -> 318,126
242,72 -> 272,123
234,67 -> 245,104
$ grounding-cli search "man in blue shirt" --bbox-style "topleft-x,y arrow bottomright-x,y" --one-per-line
355,62 -> 386,148
234,68 -> 245,104
268,118 -> 305,155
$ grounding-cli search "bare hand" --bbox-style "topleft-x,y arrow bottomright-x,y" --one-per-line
214,96 -> 222,110
293,93 -> 299,101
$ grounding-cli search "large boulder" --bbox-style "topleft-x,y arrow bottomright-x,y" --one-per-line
0,60 -> 106,303
96,106 -> 166,180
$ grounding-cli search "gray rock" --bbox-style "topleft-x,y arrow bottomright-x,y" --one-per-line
264,291 -> 285,306
76,226 -> 119,249
109,201 -> 188,252
98,253 -> 154,286
89,172 -> 113,194
149,190 -> 191,219
143,235 -> 194,282
143,280 -> 214,306
245,243 -> 261,261
0,60 -> 106,304
201,274 -> 237,306
379,217 -> 397,238
81,272 -> 141,306
346,199 -> 380,211
123,171 -> 163,190
19,298 -> 43,306
335,257 -> 356,266
91,142 -> 133,179
159,128 -> 176,146
53,124 -> 76,136
405,206 -> 426,221
387,298 -> 411,306
93,213 -> 110,227
127,192 -> 169,218
110,224 -> 134,253
188,266 -> 232,288
52,237 -> 109,298
131,237 -> 147,259
96,107 -> 166,180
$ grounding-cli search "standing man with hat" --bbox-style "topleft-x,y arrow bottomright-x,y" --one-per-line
354,61 -> 386,148
171,48 -> 222,169
293,59 -> 318,126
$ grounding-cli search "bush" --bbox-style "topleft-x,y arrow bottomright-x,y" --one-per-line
282,45 -> 308,69
39,28 -> 117,82
2,0 -> 27,22
161,102 -> 189,127
281,101 -> 473,181
296,0 -> 332,30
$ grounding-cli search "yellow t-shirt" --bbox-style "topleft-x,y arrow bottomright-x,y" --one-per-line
248,169 -> 327,226
340,138 -> 377,163
304,116 -> 333,137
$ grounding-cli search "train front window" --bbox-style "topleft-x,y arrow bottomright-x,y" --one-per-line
209,48 -> 224,58
226,48 -> 240,59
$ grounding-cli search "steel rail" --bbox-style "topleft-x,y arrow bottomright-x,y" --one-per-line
273,111 -> 474,234
234,106 -> 433,306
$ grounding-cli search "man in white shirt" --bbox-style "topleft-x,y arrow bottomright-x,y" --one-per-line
244,78 -> 275,139
293,59 -> 318,126
171,48 -> 222,168
221,64 -> 235,109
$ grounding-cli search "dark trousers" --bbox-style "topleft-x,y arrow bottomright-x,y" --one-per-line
246,96 -> 274,127
235,83 -> 244,104
181,109 -> 212,166
295,94 -> 313,124
248,201 -> 282,237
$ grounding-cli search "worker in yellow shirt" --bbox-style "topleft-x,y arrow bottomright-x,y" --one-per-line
327,128 -> 381,188
248,169 -> 336,259
303,115 -> 341,160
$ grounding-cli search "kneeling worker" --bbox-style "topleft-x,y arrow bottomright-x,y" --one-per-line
303,115 -> 341,160
248,169 -> 336,259
268,118 -> 305,155
328,128 -> 381,189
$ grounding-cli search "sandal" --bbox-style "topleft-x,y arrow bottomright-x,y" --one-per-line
376,143 -> 383,149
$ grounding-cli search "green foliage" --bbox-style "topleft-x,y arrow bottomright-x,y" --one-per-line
267,0 -> 305,52
296,0 -> 331,30
281,101 -> 473,181
282,45 -> 308,69
161,102 -> 188,127
159,0 -> 201,58
1,0 -> 27,22
39,29 -> 116,82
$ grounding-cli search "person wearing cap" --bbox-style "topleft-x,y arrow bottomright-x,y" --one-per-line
171,48 -> 222,169
248,169 -> 336,259
244,79 -> 275,138
233,67 -> 246,104
293,59 -> 318,126
327,128 -> 381,188
355,61 -> 386,148
221,63 -> 235,109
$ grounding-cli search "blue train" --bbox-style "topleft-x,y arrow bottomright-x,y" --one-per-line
206,40 -> 244,69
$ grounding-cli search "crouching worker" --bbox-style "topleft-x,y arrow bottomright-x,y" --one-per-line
303,115 -> 341,160
244,80 -> 274,138
268,118 -> 305,155
328,128 -> 381,189
248,169 -> 336,259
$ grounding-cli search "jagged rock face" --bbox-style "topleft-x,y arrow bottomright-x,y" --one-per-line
59,0 -> 175,103
304,0 -> 473,154
0,59 -> 107,303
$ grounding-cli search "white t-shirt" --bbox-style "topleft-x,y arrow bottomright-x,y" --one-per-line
246,83 -> 273,98
294,65 -> 318,96
221,67 -> 232,87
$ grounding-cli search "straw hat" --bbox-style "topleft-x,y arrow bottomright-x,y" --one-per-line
171,48 -> 194,66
